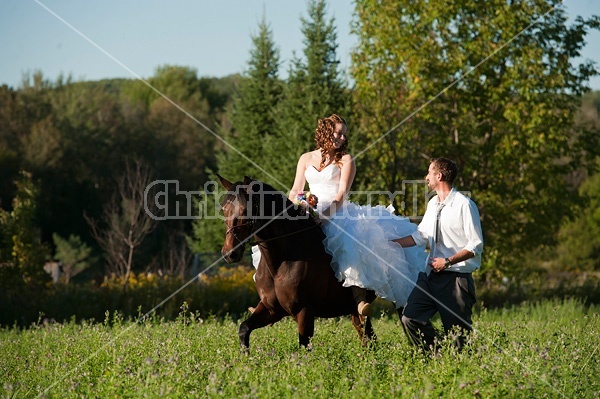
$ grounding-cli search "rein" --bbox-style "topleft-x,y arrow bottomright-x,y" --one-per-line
226,217 -> 320,247
225,189 -> 320,247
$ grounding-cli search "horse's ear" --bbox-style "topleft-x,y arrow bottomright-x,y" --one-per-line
216,174 -> 233,190
243,176 -> 260,194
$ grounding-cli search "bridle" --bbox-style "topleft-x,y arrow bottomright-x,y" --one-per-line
225,220 -> 256,245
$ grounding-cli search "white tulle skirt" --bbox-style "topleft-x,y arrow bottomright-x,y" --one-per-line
320,202 -> 426,306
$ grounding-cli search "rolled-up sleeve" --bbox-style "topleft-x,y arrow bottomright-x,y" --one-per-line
462,200 -> 484,256
411,227 -> 429,247
413,200 -> 435,247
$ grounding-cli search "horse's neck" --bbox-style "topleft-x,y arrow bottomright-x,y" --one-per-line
255,219 -> 310,262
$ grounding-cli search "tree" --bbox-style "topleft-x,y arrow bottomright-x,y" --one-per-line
52,234 -> 93,284
267,0 -> 349,190
86,160 -> 158,290
191,17 -> 283,255
215,16 -> 283,184
351,0 -> 600,268
0,172 -> 50,288
552,161 -> 600,271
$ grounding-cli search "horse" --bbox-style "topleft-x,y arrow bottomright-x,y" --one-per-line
217,175 -> 376,352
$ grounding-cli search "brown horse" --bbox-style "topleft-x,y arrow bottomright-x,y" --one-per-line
217,175 -> 376,351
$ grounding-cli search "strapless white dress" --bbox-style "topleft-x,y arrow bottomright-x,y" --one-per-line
305,164 -> 426,306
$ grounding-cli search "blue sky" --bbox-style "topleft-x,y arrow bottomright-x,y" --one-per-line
1,0 -> 599,90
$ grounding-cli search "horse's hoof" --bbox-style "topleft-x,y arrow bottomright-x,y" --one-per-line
240,345 -> 250,355
301,342 -> 313,351
361,336 -> 377,348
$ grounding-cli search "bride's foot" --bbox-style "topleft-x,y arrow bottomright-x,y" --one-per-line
352,286 -> 373,316
357,301 -> 373,317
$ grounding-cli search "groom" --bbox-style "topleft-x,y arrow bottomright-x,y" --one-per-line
392,158 -> 484,351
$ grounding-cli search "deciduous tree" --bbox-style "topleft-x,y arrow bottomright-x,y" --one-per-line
52,233 -> 93,284
0,172 -> 50,288
86,160 -> 157,290
351,0 -> 600,267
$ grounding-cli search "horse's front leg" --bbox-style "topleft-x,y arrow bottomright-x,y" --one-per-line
295,307 -> 315,349
239,301 -> 284,353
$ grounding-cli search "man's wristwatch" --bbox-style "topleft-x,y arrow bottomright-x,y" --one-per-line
444,258 -> 452,269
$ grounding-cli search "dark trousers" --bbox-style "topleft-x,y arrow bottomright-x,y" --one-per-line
401,271 -> 476,351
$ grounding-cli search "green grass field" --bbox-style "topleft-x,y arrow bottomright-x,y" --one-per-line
1,299 -> 598,398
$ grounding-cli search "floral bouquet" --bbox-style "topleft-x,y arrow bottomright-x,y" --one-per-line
293,191 -> 318,217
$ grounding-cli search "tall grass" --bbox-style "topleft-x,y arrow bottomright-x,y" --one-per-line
1,298 -> 597,398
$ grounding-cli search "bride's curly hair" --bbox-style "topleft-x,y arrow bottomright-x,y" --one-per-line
314,114 -> 348,169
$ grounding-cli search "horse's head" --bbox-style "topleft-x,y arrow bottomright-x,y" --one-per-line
218,174 -> 311,263
218,174 -> 256,263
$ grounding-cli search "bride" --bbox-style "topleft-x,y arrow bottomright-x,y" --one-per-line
282,114 -> 426,316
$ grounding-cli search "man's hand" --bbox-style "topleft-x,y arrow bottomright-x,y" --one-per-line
430,257 -> 448,272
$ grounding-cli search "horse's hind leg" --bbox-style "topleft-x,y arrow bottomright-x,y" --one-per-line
295,308 -> 315,349
239,301 -> 284,353
364,316 -> 377,343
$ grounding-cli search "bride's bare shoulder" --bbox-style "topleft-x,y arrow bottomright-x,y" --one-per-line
340,153 -> 354,163
301,150 -> 321,162
298,151 -> 319,166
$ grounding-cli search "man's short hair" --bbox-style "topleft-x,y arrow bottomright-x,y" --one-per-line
431,158 -> 458,185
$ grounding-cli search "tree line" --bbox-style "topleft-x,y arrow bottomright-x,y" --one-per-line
1,0 -> 599,301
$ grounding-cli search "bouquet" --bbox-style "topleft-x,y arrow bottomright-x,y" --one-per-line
294,191 -> 318,217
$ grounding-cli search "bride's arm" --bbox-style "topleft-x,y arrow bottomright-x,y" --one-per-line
320,154 -> 356,218
288,153 -> 309,202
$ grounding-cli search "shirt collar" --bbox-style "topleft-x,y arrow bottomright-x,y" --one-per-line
437,187 -> 457,206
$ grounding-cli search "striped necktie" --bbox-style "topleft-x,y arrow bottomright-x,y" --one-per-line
433,202 -> 445,254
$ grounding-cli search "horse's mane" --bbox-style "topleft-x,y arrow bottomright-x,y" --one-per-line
226,179 -> 315,224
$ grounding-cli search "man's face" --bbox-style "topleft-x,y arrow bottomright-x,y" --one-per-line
425,163 -> 441,191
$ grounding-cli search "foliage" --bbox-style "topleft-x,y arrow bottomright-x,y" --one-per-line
0,171 -> 50,288
52,233 -> 93,284
0,68 -> 235,284
0,264 -> 257,328
215,16 -> 283,184
1,299 -> 597,398
86,160 -> 157,286
188,180 -> 226,254
267,0 -> 350,191
0,3 -> 599,321
190,1 -> 351,254
192,17 -> 283,254
350,0 -> 600,271
552,159 -> 600,271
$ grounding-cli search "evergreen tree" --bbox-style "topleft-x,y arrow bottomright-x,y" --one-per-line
191,17 -> 283,256
267,0 -> 349,191
215,16 -> 283,185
